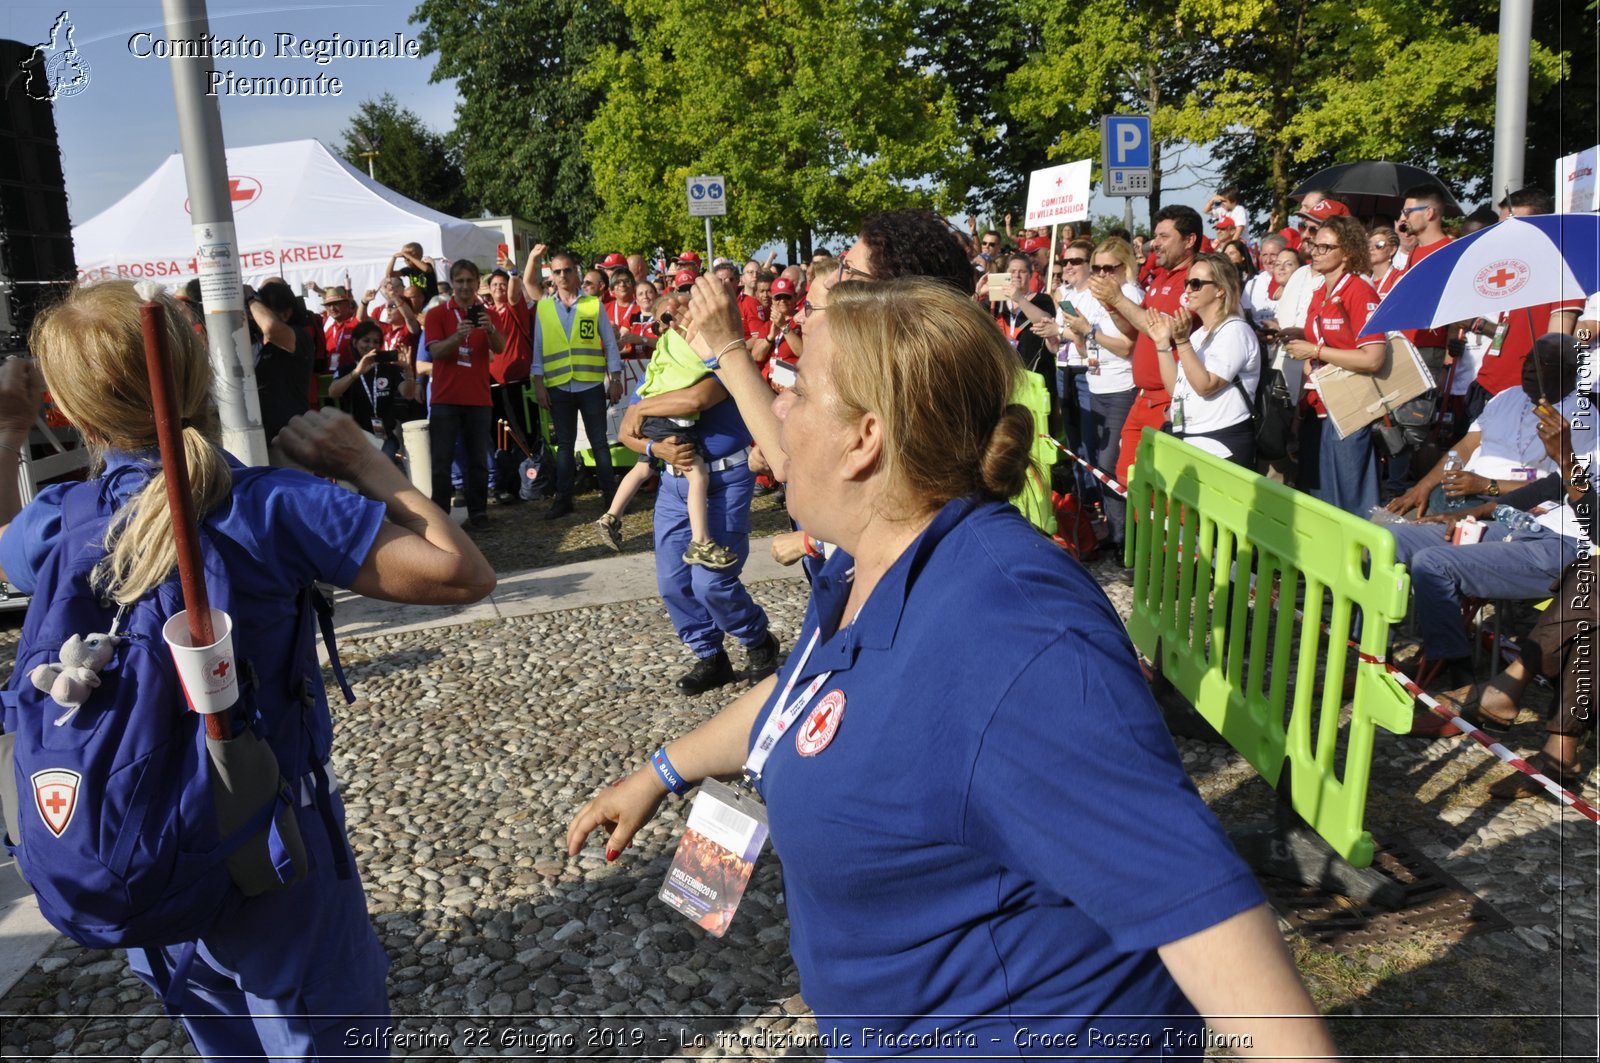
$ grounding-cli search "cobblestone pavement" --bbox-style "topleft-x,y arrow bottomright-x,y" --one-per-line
1,553 -> 1596,1061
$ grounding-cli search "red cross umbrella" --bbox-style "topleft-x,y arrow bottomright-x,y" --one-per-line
1364,214 -> 1598,334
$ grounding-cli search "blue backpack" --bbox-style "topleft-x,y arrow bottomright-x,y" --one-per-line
0,474 -> 352,950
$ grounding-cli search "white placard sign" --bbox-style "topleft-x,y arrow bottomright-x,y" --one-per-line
1557,146 -> 1599,214
686,175 -> 727,217
192,221 -> 244,312
1024,160 -> 1091,227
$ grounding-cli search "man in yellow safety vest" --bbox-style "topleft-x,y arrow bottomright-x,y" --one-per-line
533,250 -> 625,519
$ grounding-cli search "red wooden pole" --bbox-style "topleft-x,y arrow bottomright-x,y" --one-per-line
138,300 -> 225,739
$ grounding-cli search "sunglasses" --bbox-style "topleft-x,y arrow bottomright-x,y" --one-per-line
550,267 -> 575,275
981,240 -> 999,248
1183,278 -> 1218,291
1089,264 -> 1120,275
1060,257 -> 1088,267
772,294 -> 795,301
1370,241 -> 1389,250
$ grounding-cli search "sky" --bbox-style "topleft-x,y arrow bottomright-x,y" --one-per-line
4,1 -> 460,226
4,1 -> 1219,247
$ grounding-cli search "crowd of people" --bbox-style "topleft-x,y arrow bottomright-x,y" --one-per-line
175,181 -> 1598,791
17,172 -> 1592,1056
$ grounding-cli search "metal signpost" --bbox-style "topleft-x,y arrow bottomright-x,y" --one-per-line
686,175 -> 727,264
1101,115 -> 1152,232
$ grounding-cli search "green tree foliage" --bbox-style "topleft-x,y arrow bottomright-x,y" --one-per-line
581,0 -> 966,257
1008,0 -> 1567,226
916,0 -> 1056,214
411,0 -> 631,248
338,93 -> 467,216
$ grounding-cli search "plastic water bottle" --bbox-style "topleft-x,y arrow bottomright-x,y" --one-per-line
1492,504 -> 1542,535
1442,450 -> 1466,511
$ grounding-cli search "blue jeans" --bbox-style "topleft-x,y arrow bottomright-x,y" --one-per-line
429,403 -> 492,516
1299,417 -> 1378,518
548,384 -> 616,499
1090,387 -> 1137,543
1390,520 -> 1581,660
655,462 -> 769,658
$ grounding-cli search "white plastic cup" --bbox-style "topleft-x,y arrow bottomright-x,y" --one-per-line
401,418 -> 432,497
162,608 -> 240,715
1452,519 -> 1485,546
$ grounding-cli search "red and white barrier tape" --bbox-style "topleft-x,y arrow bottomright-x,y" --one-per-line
1248,578 -> 1598,822
1043,436 -> 1129,498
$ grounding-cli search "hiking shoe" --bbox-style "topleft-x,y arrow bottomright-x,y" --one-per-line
543,495 -> 575,520
745,631 -> 781,681
683,539 -> 739,570
596,513 -> 623,552
676,650 -> 735,695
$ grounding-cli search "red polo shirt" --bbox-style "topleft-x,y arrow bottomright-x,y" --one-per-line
1475,300 -> 1586,395
423,301 -> 493,406
488,299 -> 532,384
1131,260 -> 1195,393
1400,236 -> 1452,349
1302,272 -> 1383,417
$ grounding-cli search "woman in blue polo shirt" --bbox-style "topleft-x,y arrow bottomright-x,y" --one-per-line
0,281 -> 496,1061
569,279 -> 1336,1059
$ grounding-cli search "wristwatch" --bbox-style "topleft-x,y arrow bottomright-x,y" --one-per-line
1486,480 -> 1501,497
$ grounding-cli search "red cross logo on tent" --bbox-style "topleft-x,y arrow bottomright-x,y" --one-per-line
184,175 -> 261,215
795,690 -> 846,757
32,768 -> 82,837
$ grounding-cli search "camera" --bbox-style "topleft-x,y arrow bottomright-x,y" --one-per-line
377,350 -> 398,365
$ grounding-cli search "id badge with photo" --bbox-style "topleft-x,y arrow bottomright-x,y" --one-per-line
658,779 -> 769,938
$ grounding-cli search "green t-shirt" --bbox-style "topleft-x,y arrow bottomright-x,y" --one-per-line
638,330 -> 712,420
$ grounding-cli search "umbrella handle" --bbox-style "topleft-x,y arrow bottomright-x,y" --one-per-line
139,301 -> 225,740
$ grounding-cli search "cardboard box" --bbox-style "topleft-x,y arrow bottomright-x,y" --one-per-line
1313,332 -> 1433,440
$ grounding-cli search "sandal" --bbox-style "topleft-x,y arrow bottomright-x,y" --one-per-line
1488,751 -> 1586,800
1434,682 -> 1518,734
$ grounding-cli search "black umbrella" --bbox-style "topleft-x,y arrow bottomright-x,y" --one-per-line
1291,161 -> 1462,220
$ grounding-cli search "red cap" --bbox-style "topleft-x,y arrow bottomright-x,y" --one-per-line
600,253 -> 626,269
671,268 -> 699,289
770,277 -> 797,297
1214,217 -> 1237,230
677,251 -> 702,264
1278,227 -> 1303,251
1017,236 -> 1049,253
1297,198 -> 1349,223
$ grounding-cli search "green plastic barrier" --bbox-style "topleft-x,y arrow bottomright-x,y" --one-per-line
1124,430 -> 1413,868
1011,369 -> 1056,536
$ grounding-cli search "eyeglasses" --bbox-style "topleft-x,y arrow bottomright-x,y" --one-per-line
550,267 -> 575,275
1060,257 -> 1088,267
1183,278 -> 1218,291
1308,242 -> 1341,255
1090,264 -> 1121,275
1401,205 -> 1430,216
836,260 -> 873,282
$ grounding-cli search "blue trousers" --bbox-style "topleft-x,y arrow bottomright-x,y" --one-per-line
1390,520 -> 1581,660
127,791 -> 390,1061
549,384 -> 616,499
654,462 -> 769,658
1090,387 -> 1137,543
1299,417 -> 1379,518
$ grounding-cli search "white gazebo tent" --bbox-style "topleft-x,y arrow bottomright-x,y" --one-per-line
71,138 -> 499,299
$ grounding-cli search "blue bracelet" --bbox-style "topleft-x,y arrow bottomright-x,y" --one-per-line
651,746 -> 691,796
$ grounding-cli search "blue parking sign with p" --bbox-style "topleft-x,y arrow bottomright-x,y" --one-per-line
1104,116 -> 1150,168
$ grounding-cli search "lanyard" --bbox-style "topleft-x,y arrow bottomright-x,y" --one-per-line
743,626 -> 833,781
